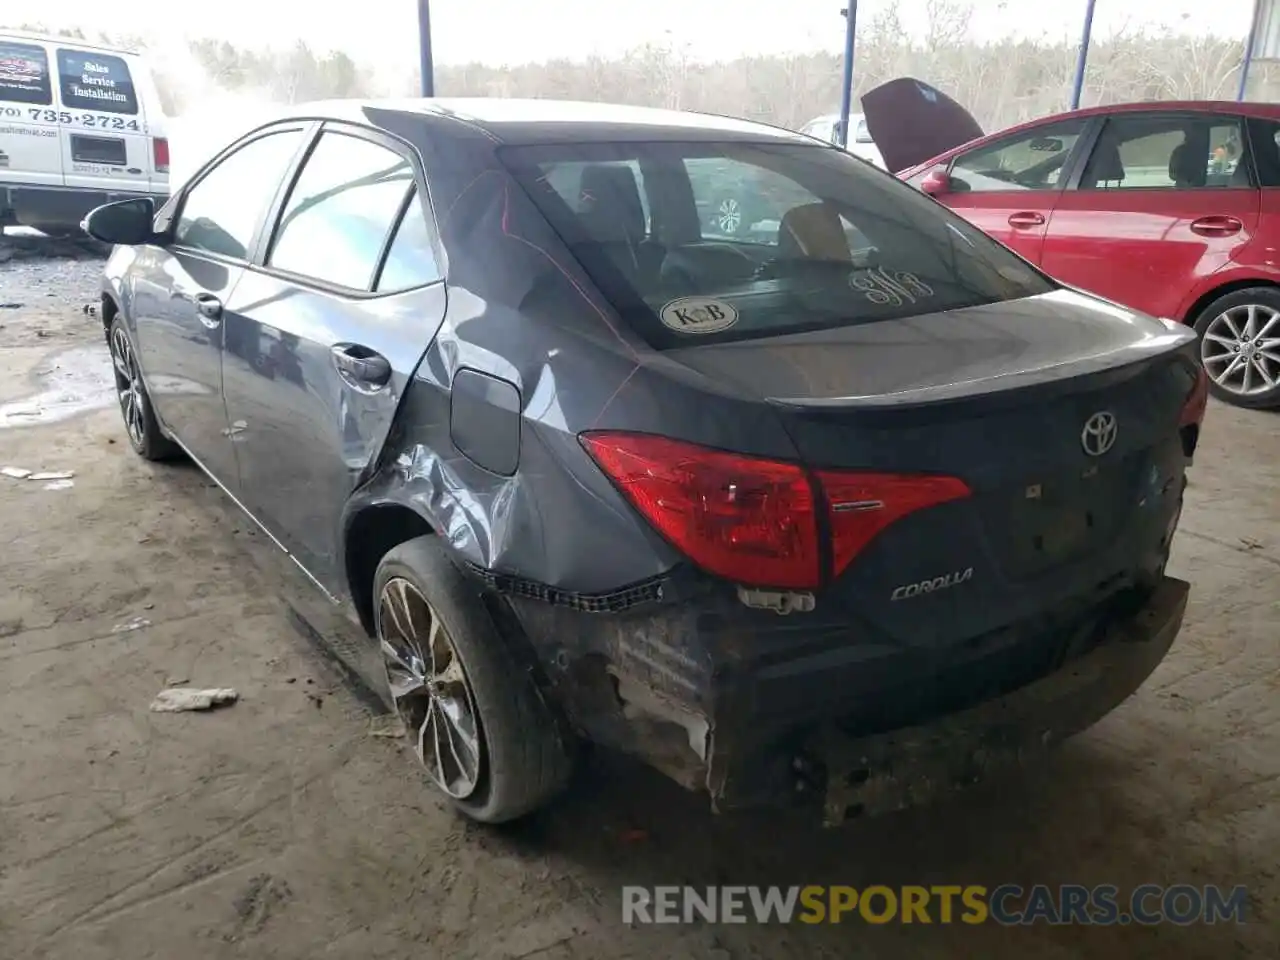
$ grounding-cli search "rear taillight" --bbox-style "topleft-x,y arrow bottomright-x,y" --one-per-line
1178,363 -> 1208,459
581,432 -> 969,590
581,432 -> 820,588
152,137 -> 170,173
818,470 -> 971,576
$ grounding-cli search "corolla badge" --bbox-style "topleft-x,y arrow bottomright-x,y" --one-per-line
1081,411 -> 1118,457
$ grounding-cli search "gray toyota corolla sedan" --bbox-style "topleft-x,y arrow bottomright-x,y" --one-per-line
86,98 -> 1208,826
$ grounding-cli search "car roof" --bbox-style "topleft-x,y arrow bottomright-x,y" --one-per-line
288,97 -> 814,145
0,30 -> 142,57
978,100 -> 1280,149
898,98 -> 1280,175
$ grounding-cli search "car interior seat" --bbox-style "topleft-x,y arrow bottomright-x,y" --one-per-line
1168,142 -> 1207,189
777,202 -> 853,262
1085,138 -> 1126,189
576,164 -> 664,285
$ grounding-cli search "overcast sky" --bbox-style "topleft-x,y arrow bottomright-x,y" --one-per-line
4,0 -> 1259,67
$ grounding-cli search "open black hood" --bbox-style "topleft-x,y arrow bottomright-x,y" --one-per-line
861,77 -> 985,174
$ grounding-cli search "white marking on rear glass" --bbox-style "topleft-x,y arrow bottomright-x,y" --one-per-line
848,267 -> 933,306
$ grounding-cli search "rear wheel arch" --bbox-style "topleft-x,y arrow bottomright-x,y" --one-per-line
343,501 -> 438,636
1181,277 -> 1280,326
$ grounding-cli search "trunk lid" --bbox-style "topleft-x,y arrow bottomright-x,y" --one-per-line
665,291 -> 1198,649
860,77 -> 985,174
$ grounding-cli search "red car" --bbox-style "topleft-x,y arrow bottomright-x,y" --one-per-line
863,80 -> 1280,409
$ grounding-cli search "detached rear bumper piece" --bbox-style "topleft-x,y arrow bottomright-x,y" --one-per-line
806,576 -> 1188,825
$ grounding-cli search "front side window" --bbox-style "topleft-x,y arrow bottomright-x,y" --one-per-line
503,141 -> 1054,350
0,41 -> 52,106
268,132 -> 415,291
56,49 -> 137,114
1080,114 -> 1247,190
175,130 -> 305,260
950,120 -> 1086,192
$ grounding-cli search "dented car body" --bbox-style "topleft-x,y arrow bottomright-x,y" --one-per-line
96,99 -> 1207,824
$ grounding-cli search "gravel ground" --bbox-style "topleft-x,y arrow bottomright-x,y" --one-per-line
0,246 -> 1277,959
0,233 -> 107,351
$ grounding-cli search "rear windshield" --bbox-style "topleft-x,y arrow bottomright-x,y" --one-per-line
501,141 -> 1053,349
0,40 -> 52,105
56,49 -> 138,114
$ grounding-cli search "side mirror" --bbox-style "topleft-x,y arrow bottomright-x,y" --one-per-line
82,198 -> 157,246
920,168 -> 953,197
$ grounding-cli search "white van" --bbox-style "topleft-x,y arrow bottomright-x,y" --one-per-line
799,113 -> 885,169
0,31 -> 169,235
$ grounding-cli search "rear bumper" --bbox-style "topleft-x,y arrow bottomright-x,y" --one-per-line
1,183 -> 165,230
804,575 -> 1187,824
506,574 -> 1187,823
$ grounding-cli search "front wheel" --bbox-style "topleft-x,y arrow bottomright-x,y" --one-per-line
108,317 -> 182,460
374,536 -> 574,823
1192,287 -> 1280,409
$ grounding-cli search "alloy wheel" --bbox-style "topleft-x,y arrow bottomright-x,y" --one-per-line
377,577 -> 484,799
110,327 -> 146,448
716,197 -> 743,235
1201,303 -> 1280,398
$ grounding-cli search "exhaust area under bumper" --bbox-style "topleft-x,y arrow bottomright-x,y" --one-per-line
803,576 -> 1188,825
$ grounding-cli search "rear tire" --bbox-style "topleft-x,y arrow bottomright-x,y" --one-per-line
108,317 -> 182,461
373,536 -> 573,823
1191,286 -> 1280,409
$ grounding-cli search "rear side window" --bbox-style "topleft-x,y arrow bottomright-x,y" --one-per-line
502,141 -> 1053,349
268,132 -> 416,291
55,49 -> 137,115
375,188 -> 441,292
1079,114 -> 1246,190
0,40 -> 52,106
176,130 -> 306,260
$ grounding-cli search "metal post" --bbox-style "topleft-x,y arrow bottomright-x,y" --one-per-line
1069,0 -> 1097,110
418,0 -> 435,97
837,3 -> 858,147
1238,0 -> 1262,101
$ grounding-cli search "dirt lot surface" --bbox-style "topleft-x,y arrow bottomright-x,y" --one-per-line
1,244 -> 1278,959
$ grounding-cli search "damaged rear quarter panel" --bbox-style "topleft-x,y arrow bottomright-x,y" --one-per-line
345,108 -> 800,593
336,109 -> 808,789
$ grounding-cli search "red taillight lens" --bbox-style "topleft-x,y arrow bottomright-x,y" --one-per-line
152,137 -> 170,173
1180,364 -> 1208,428
818,470 -> 971,576
581,431 -> 970,590
581,432 -> 820,588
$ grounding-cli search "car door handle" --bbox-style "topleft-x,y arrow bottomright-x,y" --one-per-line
330,343 -> 392,388
1007,211 -> 1046,228
194,293 -> 223,327
1190,215 -> 1243,238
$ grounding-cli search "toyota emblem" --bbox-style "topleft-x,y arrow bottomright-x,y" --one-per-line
1081,411 -> 1118,457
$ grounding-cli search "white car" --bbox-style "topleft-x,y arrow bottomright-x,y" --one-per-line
0,31 -> 169,235
799,112 -> 885,169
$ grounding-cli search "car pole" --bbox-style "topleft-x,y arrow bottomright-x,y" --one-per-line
1069,0 -> 1097,110
1238,0 -> 1263,101
418,0 -> 435,97
837,2 -> 859,148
